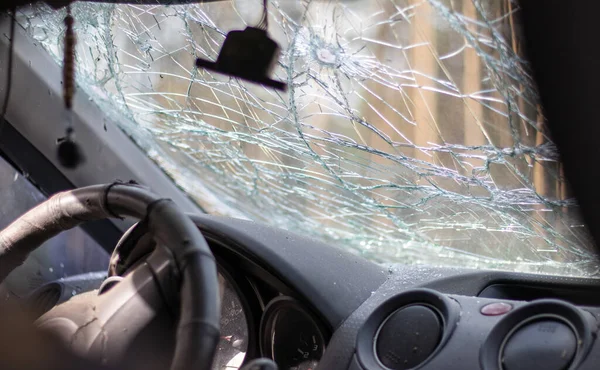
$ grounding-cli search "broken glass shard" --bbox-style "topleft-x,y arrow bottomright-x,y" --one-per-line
14,0 -> 599,277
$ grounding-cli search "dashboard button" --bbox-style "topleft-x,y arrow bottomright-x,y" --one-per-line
502,319 -> 576,370
375,305 -> 442,370
481,302 -> 512,316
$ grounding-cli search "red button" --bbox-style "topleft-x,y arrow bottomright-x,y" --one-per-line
480,302 -> 512,316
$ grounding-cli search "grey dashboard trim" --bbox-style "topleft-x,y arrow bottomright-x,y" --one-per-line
317,265 -> 600,370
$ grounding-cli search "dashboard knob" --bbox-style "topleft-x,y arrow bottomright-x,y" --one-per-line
502,319 -> 576,370
375,305 -> 442,370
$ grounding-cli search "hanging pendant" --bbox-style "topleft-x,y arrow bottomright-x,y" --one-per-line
195,0 -> 286,91
57,6 -> 84,169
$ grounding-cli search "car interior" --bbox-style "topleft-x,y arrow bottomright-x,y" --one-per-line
0,1 -> 598,370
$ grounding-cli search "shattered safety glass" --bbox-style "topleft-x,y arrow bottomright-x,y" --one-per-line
14,0 -> 600,277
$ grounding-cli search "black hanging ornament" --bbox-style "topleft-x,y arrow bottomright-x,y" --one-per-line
57,128 -> 83,169
57,5 -> 84,169
195,0 -> 286,91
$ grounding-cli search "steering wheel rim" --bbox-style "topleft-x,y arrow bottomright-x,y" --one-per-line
0,183 -> 220,370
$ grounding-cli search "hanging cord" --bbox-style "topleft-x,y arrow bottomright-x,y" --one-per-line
63,5 -> 75,111
0,6 -> 17,129
256,0 -> 269,30
56,4 -> 84,169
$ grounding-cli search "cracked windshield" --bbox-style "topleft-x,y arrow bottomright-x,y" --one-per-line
15,0 -> 599,277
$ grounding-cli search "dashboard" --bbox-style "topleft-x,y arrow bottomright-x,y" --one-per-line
212,267 -> 329,370
213,258 -> 600,370
13,213 -> 600,370
326,267 -> 600,370
207,221 -> 335,370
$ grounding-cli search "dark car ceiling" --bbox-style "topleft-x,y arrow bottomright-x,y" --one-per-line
518,1 -> 600,256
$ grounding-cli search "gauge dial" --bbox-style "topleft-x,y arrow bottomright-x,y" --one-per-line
260,297 -> 327,370
213,273 -> 249,370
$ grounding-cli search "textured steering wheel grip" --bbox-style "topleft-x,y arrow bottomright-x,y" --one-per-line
0,183 -> 220,370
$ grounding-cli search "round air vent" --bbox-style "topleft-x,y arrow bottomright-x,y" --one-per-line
356,289 -> 459,370
480,300 -> 595,370
375,304 -> 443,369
502,318 -> 576,370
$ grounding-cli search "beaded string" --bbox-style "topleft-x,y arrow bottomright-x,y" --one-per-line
56,5 -> 84,169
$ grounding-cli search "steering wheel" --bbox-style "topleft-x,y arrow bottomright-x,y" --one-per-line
0,183 -> 220,370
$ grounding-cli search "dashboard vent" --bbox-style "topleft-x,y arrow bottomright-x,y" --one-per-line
356,289 -> 460,370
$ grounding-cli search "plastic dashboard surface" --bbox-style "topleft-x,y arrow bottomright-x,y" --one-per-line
15,214 -> 600,370
190,215 -> 600,370
318,266 -> 600,370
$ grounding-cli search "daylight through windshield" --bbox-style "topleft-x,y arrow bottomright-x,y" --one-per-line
15,0 -> 598,276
